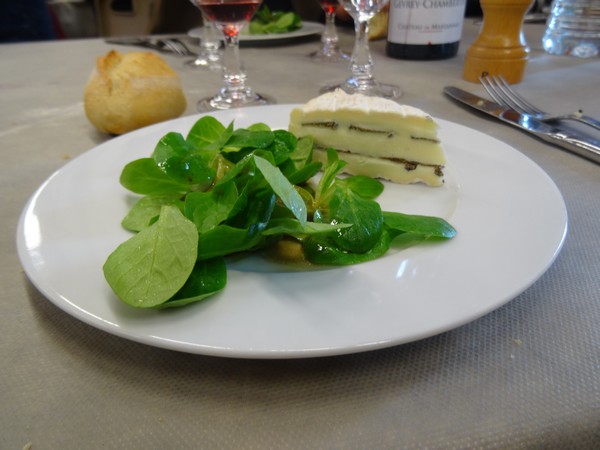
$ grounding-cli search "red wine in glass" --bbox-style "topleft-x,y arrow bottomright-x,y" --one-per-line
196,0 -> 261,25
317,0 -> 338,15
190,0 -> 272,110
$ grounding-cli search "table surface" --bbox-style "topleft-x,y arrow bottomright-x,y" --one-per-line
2,20 -> 599,449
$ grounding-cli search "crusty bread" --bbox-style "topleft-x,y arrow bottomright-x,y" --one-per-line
84,50 -> 187,135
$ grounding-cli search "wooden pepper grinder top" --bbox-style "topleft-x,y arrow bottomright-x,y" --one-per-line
463,0 -> 534,84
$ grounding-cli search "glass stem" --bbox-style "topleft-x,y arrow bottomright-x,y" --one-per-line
201,18 -> 221,60
322,11 -> 340,55
221,32 -> 248,99
348,19 -> 375,89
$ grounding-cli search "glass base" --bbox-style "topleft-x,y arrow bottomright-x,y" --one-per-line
184,55 -> 222,71
197,89 -> 274,111
309,48 -> 350,63
320,80 -> 402,100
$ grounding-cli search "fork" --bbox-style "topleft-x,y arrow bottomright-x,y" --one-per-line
159,38 -> 195,57
479,74 -> 600,132
105,37 -> 195,57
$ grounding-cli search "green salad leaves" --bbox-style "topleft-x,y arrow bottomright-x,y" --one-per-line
103,116 -> 456,309
248,6 -> 302,35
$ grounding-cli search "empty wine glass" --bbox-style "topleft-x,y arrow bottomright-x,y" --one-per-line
321,0 -> 401,99
190,0 -> 273,111
309,0 -> 349,62
186,14 -> 222,71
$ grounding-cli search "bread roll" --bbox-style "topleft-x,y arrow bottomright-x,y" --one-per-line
84,50 -> 187,135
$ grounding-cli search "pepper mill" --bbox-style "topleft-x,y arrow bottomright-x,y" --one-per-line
463,0 -> 534,84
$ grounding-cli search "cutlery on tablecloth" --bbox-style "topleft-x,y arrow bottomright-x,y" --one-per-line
480,74 -> 600,132
444,86 -> 600,164
105,37 -> 195,57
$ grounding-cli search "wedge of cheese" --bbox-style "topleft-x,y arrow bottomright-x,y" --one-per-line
288,89 -> 445,186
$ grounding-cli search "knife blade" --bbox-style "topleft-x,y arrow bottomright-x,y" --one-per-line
444,86 -> 600,164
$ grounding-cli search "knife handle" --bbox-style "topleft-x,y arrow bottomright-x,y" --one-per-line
537,131 -> 600,165
573,114 -> 600,132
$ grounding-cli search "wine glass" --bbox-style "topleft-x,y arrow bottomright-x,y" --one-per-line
185,14 -> 222,71
309,0 -> 349,62
321,0 -> 401,99
190,0 -> 273,111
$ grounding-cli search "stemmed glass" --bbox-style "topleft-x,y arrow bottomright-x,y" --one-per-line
190,0 -> 273,111
185,14 -> 222,71
309,0 -> 349,62
322,0 -> 401,99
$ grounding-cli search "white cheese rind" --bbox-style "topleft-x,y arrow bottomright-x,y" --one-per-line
299,89 -> 431,118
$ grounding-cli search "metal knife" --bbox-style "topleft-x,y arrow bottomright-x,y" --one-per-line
444,86 -> 600,164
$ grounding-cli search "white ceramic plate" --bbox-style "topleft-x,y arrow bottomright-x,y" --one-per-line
188,21 -> 324,45
17,105 -> 567,359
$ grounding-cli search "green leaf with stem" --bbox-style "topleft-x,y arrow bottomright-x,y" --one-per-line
122,195 -> 183,232
184,180 -> 239,234
303,230 -> 392,266
262,218 -> 351,237
186,115 -> 229,150
103,205 -> 198,308
328,185 -> 384,253
254,155 -> 307,226
120,158 -> 191,195
383,211 -> 457,238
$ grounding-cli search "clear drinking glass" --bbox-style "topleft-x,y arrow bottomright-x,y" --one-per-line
322,0 -> 401,99
190,0 -> 273,111
542,0 -> 600,58
310,0 -> 349,62
186,14 -> 222,70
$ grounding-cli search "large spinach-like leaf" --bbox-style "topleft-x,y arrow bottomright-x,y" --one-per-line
121,195 -> 183,232
185,180 -> 239,234
157,257 -> 227,309
383,211 -> 457,238
119,158 -> 191,195
103,205 -> 198,308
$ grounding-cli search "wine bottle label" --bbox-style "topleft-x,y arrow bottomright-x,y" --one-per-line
388,0 -> 466,45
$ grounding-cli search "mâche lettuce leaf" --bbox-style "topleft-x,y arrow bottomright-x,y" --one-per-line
248,6 -> 302,35
103,117 -> 457,309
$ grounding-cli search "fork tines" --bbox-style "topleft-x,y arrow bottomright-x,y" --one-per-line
479,73 -> 600,132
160,38 -> 194,57
479,74 -> 542,115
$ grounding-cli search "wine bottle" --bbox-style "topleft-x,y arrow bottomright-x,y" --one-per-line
386,0 -> 467,60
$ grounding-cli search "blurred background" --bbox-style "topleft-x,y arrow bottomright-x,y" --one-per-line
0,0 -> 325,42
2,0 -> 550,43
